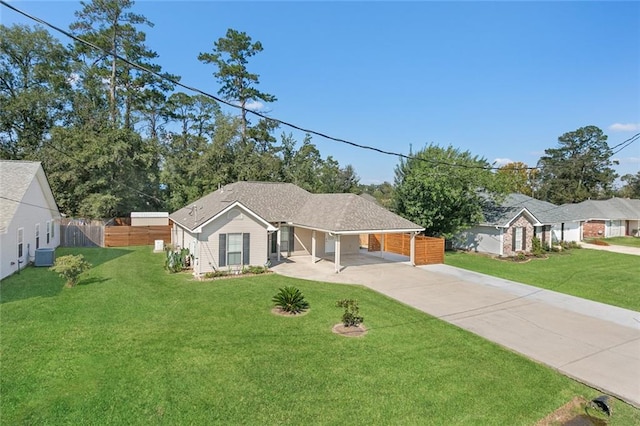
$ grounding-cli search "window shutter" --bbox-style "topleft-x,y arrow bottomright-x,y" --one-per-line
522,227 -> 527,250
512,229 -> 516,251
289,227 -> 295,253
243,233 -> 250,265
219,234 -> 226,267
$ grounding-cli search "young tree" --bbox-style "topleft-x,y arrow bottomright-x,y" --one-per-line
495,161 -> 540,197
0,24 -> 71,159
394,144 -> 503,238
536,126 -> 618,204
198,28 -> 276,140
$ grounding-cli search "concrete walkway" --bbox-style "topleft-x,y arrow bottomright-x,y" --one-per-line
580,242 -> 640,256
271,253 -> 640,407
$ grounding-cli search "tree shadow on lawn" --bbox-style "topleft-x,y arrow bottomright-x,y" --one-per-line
0,248 -> 132,304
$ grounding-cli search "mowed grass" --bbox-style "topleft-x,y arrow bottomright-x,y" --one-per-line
585,236 -> 640,248
446,249 -> 640,311
2,247 -> 639,425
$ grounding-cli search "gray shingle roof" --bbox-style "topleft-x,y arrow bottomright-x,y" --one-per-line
170,182 -> 423,233
481,193 -> 565,226
0,161 -> 43,234
293,193 -> 423,232
559,198 -> 640,221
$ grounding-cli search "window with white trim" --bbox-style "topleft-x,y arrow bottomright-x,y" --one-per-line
35,223 -> 40,249
17,228 -> 24,258
227,233 -> 242,265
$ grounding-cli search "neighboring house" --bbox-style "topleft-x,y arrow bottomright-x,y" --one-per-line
169,182 -> 424,275
0,161 -> 61,280
558,198 -> 640,239
455,193 -> 577,256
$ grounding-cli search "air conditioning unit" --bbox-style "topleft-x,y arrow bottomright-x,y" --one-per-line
34,248 -> 55,267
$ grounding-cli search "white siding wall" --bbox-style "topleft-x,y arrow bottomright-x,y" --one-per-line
606,220 -> 625,238
339,235 -> 361,254
550,222 -> 581,243
291,227 -> 313,256
0,178 -> 60,280
455,226 -> 502,255
196,208 -> 268,275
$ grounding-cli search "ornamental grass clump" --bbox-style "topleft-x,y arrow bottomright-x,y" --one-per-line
49,254 -> 92,288
272,286 -> 309,314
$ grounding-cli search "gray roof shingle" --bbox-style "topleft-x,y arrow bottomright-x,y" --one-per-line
170,182 -> 423,233
559,198 -> 640,221
481,193 -> 565,226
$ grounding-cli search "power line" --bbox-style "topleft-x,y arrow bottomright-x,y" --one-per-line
0,0 -> 532,172
0,195 -> 61,214
2,1 -> 634,176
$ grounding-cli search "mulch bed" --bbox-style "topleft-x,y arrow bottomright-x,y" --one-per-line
271,307 -> 310,317
332,323 -> 367,337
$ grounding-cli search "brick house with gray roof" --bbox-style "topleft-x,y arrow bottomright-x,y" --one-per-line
170,181 -> 424,275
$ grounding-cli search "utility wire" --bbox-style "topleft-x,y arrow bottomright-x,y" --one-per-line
2,1 -> 634,175
0,195 -> 61,214
0,0 -> 529,172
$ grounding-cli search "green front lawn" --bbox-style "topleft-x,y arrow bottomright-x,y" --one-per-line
446,249 -> 640,311
585,236 -> 640,248
2,247 -> 638,424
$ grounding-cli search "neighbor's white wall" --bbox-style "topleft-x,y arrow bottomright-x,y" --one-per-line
0,177 -> 60,280
455,226 -> 502,256
606,220 -> 625,238
550,222 -> 581,243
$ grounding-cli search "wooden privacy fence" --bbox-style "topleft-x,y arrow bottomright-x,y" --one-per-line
368,233 -> 444,265
61,218 -> 171,247
60,219 -> 104,247
104,225 -> 171,247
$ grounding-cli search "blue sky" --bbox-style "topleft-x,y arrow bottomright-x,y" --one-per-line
2,1 -> 639,185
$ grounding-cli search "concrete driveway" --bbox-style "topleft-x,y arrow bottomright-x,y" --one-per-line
580,242 -> 640,256
271,252 -> 640,407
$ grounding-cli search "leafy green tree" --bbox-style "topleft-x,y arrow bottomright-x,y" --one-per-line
619,171 -> 640,198
0,24 -> 71,159
359,181 -> 395,209
394,144 -> 502,238
536,126 -> 618,204
44,125 -> 163,217
495,161 -> 540,197
198,28 -> 276,140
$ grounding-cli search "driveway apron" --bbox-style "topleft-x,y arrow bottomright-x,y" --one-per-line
271,254 -> 640,407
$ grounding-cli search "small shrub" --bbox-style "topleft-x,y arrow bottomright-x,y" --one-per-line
336,299 -> 364,327
49,254 -> 92,287
204,270 -> 229,279
272,286 -> 309,314
165,247 -> 191,273
531,237 -> 543,256
561,240 -> 581,250
244,265 -> 268,274
514,252 -> 527,262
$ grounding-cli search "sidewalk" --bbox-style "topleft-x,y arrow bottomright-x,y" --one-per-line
580,242 -> 640,256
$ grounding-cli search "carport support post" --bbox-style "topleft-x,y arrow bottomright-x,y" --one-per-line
334,234 -> 341,273
277,227 -> 281,261
410,232 -> 416,266
311,230 -> 316,263
380,234 -> 385,258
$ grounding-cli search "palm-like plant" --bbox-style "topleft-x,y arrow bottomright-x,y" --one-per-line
272,286 -> 310,314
